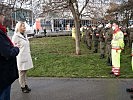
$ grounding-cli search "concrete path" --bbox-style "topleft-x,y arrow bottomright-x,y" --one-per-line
11,78 -> 133,100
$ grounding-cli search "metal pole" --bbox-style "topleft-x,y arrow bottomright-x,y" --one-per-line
31,0 -> 34,30
14,0 -> 17,23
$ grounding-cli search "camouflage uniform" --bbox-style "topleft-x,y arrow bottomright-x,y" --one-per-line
129,28 -> 133,47
121,28 -> 129,47
99,28 -> 105,59
130,28 -> 133,67
105,28 -> 113,66
81,27 -> 86,43
92,28 -> 99,53
85,28 -> 93,50
131,28 -> 133,74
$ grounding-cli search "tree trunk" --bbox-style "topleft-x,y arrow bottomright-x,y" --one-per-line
74,16 -> 81,55
69,1 -> 81,55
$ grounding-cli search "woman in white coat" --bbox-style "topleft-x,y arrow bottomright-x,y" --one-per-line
12,22 -> 33,93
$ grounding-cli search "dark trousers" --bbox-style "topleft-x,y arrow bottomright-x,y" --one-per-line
0,85 -> 11,100
106,43 -> 112,63
100,41 -> 105,55
93,40 -> 98,52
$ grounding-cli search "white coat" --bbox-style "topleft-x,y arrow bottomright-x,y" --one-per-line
12,32 -> 33,70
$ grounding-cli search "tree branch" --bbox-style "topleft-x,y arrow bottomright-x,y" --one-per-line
79,0 -> 89,15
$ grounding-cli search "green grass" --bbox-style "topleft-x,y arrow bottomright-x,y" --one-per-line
27,36 -> 133,78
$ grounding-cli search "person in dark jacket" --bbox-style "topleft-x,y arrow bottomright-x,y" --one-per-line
98,24 -> 105,59
85,25 -> 93,50
105,23 -> 113,66
43,27 -> 47,37
0,13 -> 19,100
92,26 -> 99,53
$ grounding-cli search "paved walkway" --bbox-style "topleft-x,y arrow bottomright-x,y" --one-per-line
11,78 -> 133,100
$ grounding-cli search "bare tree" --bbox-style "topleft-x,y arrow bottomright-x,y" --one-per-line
0,0 -> 33,28
106,0 -> 133,27
42,0 -> 89,55
83,0 -> 109,20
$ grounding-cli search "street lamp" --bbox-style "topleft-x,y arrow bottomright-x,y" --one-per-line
31,0 -> 34,30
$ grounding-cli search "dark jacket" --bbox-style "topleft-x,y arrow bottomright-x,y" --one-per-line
99,28 -> 105,42
92,29 -> 99,41
85,28 -> 93,39
130,28 -> 133,43
105,28 -> 113,44
0,29 -> 19,94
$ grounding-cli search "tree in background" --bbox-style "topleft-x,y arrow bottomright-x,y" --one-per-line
0,0 -> 31,28
42,0 -> 90,55
106,0 -> 133,27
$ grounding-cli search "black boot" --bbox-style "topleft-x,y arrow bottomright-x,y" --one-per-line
93,49 -> 97,53
100,54 -> 105,59
21,87 -> 30,93
88,46 -> 91,50
126,88 -> 133,92
25,85 -> 31,91
107,58 -> 112,66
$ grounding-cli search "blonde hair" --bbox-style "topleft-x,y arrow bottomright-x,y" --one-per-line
15,21 -> 25,33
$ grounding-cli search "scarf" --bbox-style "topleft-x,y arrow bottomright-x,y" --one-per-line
0,24 -> 14,46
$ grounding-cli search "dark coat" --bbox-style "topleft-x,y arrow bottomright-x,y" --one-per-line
92,29 -> 99,41
99,28 -> 105,42
0,30 -> 19,94
105,28 -> 113,44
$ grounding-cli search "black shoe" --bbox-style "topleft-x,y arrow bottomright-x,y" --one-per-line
103,55 -> 105,58
100,54 -> 104,59
21,87 -> 30,93
107,58 -> 112,66
93,49 -> 97,53
115,75 -> 120,77
88,46 -> 91,50
25,85 -> 31,91
110,74 -> 120,78
126,88 -> 133,92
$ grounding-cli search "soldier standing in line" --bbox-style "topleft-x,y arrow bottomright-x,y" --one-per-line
121,27 -> 129,47
85,25 -> 93,50
43,27 -> 47,37
126,27 -> 133,93
129,28 -> 133,47
105,23 -> 113,66
98,24 -> 105,59
92,25 -> 99,53
81,25 -> 87,43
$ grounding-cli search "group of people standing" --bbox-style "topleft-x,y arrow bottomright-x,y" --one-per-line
0,11 -> 133,99
72,21 -> 133,78
72,21 -> 133,92
0,13 -> 33,100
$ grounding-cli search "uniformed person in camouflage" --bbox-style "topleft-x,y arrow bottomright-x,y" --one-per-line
81,26 -> 87,43
92,26 -> 99,53
129,28 -> 133,47
121,27 -> 129,47
105,23 -> 113,66
85,25 -> 93,50
126,27 -> 133,93
98,24 -> 105,59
